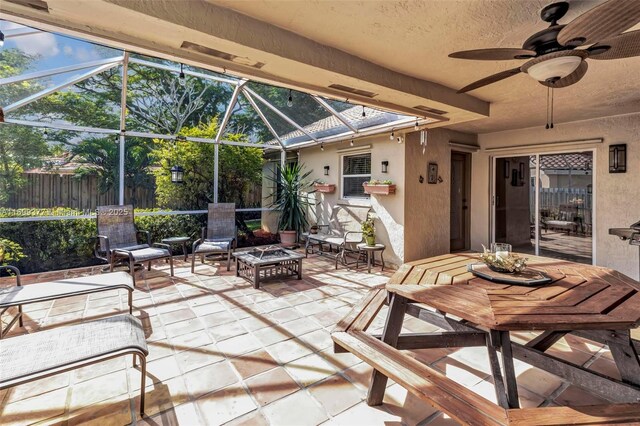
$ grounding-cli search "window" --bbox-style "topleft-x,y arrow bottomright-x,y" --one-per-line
342,153 -> 371,198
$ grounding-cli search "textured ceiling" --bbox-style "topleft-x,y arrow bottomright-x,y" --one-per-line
207,0 -> 640,133
2,0 -> 638,134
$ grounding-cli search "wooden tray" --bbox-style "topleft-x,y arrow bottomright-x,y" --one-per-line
468,263 -> 552,286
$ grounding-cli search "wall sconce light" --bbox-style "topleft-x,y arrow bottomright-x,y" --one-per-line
324,165 -> 330,176
381,161 -> 389,173
609,144 -> 626,173
170,165 -> 184,184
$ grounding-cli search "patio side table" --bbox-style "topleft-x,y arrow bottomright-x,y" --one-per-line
356,243 -> 385,273
162,236 -> 190,261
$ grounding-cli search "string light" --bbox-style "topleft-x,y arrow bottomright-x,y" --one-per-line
361,106 -> 366,118
350,137 -> 354,147
178,63 -> 186,86
414,117 -> 419,130
287,89 -> 293,107
389,130 -> 395,141
320,143 -> 324,151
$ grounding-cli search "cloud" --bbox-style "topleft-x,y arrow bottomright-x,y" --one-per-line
73,46 -> 100,62
63,45 -> 74,56
12,32 -> 60,57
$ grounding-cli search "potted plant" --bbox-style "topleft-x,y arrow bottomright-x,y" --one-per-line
268,163 -> 313,246
363,179 -> 396,195
362,217 -> 376,246
313,180 -> 336,193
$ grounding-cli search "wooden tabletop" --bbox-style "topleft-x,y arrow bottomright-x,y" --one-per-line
387,253 -> 640,331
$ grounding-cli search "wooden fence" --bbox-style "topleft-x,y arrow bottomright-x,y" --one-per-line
5,173 -> 263,210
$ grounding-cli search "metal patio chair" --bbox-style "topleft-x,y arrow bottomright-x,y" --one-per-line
95,205 -> 173,285
192,203 -> 236,272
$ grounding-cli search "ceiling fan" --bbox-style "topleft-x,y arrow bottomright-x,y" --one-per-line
450,0 -> 640,94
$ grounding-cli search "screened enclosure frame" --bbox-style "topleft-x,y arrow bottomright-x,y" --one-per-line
0,21 -> 441,221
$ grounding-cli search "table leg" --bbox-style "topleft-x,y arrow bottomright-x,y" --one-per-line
254,264 -> 260,289
499,331 -> 519,408
367,293 -> 407,406
182,242 -> 188,261
380,250 -> 385,271
609,330 -> 640,387
487,330 -> 519,409
367,251 -> 372,274
297,258 -> 302,280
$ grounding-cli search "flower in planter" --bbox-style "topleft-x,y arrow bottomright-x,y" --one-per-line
361,217 -> 376,245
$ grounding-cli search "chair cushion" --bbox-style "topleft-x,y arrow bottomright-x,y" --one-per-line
115,247 -> 170,262
195,241 -> 230,254
111,243 -> 149,251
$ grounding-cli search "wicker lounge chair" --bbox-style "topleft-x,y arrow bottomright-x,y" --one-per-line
192,203 -> 236,272
0,314 -> 148,415
0,267 -> 134,339
95,205 -> 173,285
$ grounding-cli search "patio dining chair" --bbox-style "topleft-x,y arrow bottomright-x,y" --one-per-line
95,205 -> 173,285
191,203 -> 236,272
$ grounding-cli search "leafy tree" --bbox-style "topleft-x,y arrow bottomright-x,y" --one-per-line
152,118 -> 263,211
0,49 -> 51,205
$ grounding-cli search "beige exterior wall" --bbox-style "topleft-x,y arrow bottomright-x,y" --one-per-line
299,135 -> 406,267
403,129 -> 477,261
471,112 -> 640,280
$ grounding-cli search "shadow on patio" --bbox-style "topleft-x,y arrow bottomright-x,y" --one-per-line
0,254 -> 625,425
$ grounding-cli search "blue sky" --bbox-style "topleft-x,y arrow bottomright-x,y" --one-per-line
1,20 -> 121,83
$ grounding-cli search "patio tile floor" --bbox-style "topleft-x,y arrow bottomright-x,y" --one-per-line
0,253 -> 625,425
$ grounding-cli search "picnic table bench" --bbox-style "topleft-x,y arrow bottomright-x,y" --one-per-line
332,253 -> 640,425
0,268 -> 134,338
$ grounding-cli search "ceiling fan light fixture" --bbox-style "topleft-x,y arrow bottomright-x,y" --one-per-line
526,56 -> 582,82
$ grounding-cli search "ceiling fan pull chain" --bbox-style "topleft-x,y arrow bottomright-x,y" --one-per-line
545,86 -> 550,129
550,87 -> 554,129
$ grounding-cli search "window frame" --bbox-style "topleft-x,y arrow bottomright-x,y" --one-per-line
340,150 -> 372,200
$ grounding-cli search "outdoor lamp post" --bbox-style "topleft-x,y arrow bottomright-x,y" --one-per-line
170,165 -> 184,184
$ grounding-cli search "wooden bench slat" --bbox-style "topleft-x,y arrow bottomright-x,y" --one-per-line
332,330 -> 509,425
507,403 -> 640,425
333,287 -> 384,333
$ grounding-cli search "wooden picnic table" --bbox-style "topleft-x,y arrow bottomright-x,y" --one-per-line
332,253 -> 640,425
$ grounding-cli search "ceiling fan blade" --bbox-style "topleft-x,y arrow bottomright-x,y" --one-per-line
558,0 -> 640,47
449,48 -> 536,60
540,61 -> 588,89
589,30 -> 640,60
457,67 -> 522,93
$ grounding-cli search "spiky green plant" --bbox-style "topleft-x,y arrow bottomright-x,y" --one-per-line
268,163 -> 314,233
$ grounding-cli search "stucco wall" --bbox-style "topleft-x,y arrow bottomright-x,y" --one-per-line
298,135 -> 406,267
471,113 -> 640,280
403,128 -> 477,262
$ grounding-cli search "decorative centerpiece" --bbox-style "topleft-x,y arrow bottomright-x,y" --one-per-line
479,243 -> 527,273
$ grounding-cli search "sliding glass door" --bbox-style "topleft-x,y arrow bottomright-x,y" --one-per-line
493,151 -> 593,264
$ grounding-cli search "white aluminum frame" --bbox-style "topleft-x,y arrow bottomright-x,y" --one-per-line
0,21 -> 443,222
490,147 -> 597,265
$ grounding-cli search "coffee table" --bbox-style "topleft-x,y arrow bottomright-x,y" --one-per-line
233,247 -> 303,289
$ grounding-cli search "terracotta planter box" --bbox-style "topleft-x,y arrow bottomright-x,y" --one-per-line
314,183 -> 336,193
363,183 -> 396,195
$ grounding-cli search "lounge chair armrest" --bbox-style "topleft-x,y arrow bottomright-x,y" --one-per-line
192,238 -> 202,251
112,248 -> 134,260
343,231 -> 364,244
0,265 -> 21,286
152,243 -> 171,251
136,230 -> 151,245
95,235 -> 110,261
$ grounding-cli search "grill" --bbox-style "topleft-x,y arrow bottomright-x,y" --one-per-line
609,221 -> 640,278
